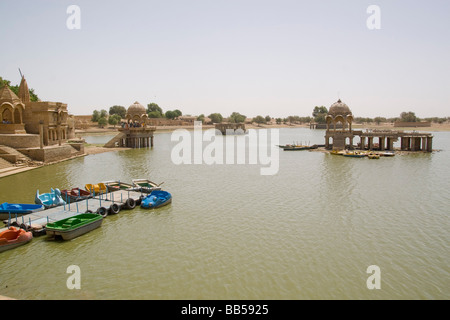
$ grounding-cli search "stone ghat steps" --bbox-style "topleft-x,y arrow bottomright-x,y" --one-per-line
0,145 -> 33,164
0,157 -> 13,170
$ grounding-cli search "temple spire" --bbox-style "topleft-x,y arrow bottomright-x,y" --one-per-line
19,75 -> 30,103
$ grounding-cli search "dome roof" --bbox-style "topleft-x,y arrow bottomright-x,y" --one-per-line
328,99 -> 352,117
127,101 -> 146,117
0,84 -> 23,106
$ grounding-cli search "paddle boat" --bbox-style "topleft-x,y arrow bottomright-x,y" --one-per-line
140,190 -> 172,209
0,226 -> 33,253
0,203 -> 44,220
61,188 -> 92,203
330,150 -> 345,155
45,213 -> 104,241
342,150 -> 366,158
85,183 -> 107,195
380,151 -> 395,157
35,188 -> 66,209
102,180 -> 135,192
132,178 -> 163,193
367,152 -> 380,159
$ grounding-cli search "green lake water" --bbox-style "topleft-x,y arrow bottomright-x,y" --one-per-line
0,128 -> 449,299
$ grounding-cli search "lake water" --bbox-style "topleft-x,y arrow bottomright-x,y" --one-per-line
0,128 -> 449,299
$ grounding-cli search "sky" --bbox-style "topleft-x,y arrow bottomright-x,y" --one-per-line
1,0 -> 449,118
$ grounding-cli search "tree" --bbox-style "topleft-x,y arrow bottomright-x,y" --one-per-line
208,113 -> 223,123
229,112 -> 246,123
265,115 -> 271,123
253,115 -> 266,124
374,117 -> 386,125
165,110 -> 176,120
100,109 -> 108,119
173,109 -> 182,118
197,114 -> 205,123
147,103 -> 163,117
108,114 -> 122,127
312,106 -> 328,118
109,105 -> 126,118
312,106 -> 328,124
98,117 -> 107,128
148,111 -> 162,118
400,111 -> 417,122
276,118 -> 283,124
92,110 -> 100,122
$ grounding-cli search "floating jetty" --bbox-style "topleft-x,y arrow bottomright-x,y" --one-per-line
2,189 -> 148,237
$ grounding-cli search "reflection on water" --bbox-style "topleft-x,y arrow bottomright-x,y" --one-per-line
0,129 -> 449,299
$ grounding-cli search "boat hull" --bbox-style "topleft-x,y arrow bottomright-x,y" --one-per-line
0,227 -> 33,253
0,203 -> 45,220
140,191 -> 172,209
45,214 -> 103,241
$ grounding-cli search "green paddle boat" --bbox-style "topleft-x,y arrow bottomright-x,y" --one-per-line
45,213 -> 103,240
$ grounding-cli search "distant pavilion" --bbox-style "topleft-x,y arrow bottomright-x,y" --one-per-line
324,99 -> 433,152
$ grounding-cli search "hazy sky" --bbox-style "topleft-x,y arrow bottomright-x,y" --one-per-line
1,0 -> 449,118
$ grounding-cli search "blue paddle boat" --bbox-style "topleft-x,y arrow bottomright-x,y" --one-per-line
0,203 -> 45,220
35,188 -> 66,209
140,190 -> 172,209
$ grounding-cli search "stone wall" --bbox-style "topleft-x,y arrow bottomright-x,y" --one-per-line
18,144 -> 82,163
0,134 -> 40,148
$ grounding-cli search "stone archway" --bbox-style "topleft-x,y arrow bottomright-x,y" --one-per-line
1,108 -> 12,123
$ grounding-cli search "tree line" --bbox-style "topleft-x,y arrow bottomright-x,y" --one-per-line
92,102 -> 450,128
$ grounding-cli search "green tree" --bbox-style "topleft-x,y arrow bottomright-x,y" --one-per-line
100,109 -> 108,119
165,110 -> 176,120
173,109 -> 182,118
312,106 -> 328,118
400,111 -> 417,122
229,112 -> 246,123
197,114 -> 205,123
374,117 -> 386,125
109,105 -> 126,118
312,106 -> 328,124
108,114 -> 122,127
98,117 -> 107,128
253,115 -> 266,124
265,115 -> 271,123
92,110 -> 100,122
147,103 -> 163,117
276,118 -> 283,124
208,113 -> 223,123
148,111 -> 162,118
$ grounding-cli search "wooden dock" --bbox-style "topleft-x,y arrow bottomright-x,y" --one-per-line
2,190 -> 145,235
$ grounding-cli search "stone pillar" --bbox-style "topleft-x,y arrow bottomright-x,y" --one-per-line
427,137 -> 433,152
368,137 -> 373,150
58,125 -> 62,146
39,121 -> 44,149
379,137 -> 385,150
360,137 -> 366,150
422,137 -> 427,152
151,136 -> 154,147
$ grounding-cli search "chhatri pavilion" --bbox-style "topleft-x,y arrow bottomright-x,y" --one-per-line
324,99 -> 433,152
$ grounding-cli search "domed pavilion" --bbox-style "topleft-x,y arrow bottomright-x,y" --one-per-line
325,99 -> 355,150
104,101 -> 155,149
126,101 -> 148,125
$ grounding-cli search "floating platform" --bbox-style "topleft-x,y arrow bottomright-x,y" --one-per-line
2,189 -> 146,236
